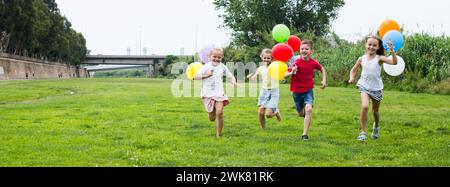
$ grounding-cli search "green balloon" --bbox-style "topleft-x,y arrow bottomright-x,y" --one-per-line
272,24 -> 290,43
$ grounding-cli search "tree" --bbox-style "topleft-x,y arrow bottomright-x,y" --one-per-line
214,0 -> 345,47
0,0 -> 87,65
43,0 -> 59,13
159,55 -> 179,77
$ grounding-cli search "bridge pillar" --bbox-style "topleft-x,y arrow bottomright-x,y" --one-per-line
147,64 -> 154,78
153,60 -> 159,77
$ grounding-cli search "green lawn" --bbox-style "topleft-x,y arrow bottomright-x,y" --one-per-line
0,78 -> 448,166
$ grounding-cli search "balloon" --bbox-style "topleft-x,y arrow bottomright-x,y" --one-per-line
383,55 -> 405,76
272,24 -> 290,43
382,30 -> 404,52
379,19 -> 400,38
287,55 -> 301,67
199,45 -> 215,64
287,35 -> 301,52
186,62 -> 204,80
268,61 -> 288,81
272,43 -> 293,62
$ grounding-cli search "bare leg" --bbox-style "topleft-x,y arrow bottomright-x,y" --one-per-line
265,109 -> 275,118
298,107 -> 305,118
259,107 -> 266,129
275,110 -> 282,122
208,108 -> 216,122
303,104 -> 313,135
360,93 -> 370,133
371,98 -> 381,128
215,101 -> 224,138
265,108 -> 281,122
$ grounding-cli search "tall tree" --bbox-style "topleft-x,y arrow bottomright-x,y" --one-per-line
214,0 -> 345,47
0,0 -> 87,65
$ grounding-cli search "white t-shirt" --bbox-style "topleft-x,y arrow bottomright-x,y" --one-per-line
256,65 -> 278,89
357,55 -> 383,91
196,63 -> 234,97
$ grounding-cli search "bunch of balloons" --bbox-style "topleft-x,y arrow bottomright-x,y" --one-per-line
269,24 -> 301,80
379,19 -> 404,52
379,19 -> 405,76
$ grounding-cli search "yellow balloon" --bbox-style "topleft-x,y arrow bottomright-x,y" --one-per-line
186,62 -> 204,80
268,61 -> 288,80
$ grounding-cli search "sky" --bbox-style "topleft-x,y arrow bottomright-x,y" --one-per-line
55,0 -> 450,56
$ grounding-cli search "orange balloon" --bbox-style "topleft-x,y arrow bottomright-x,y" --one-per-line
379,19 -> 400,38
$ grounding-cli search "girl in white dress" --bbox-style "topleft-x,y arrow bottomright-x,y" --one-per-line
194,48 -> 236,138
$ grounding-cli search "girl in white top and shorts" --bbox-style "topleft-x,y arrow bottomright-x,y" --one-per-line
195,47 -> 236,138
349,36 -> 398,142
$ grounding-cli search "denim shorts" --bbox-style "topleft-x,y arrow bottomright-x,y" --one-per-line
357,84 -> 383,101
292,89 -> 314,113
258,88 -> 279,112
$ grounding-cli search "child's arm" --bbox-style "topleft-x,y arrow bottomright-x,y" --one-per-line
194,69 -> 213,80
379,41 -> 398,65
284,65 -> 297,79
247,68 -> 259,81
349,57 -> 362,84
228,73 -> 237,86
230,76 -> 237,86
320,67 -> 327,89
224,65 -> 237,86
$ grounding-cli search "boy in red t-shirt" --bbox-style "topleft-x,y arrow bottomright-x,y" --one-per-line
284,40 -> 327,141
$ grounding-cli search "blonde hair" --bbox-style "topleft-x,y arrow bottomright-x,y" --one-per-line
260,48 -> 272,58
208,47 -> 224,57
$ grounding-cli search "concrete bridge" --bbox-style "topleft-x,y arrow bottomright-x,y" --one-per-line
83,55 -> 166,77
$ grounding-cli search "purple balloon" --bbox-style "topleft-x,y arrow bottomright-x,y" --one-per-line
199,45 -> 215,64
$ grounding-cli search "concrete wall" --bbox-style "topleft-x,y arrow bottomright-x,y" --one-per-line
0,53 -> 88,80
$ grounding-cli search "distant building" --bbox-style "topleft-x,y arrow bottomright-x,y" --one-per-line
180,47 -> 185,56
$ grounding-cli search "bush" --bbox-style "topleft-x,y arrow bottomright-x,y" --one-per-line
313,33 -> 449,95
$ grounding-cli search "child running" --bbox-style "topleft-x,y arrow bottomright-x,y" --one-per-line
284,40 -> 327,141
349,36 -> 397,142
194,47 -> 237,138
247,49 -> 282,129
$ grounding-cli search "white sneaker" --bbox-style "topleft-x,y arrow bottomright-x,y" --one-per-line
357,132 -> 367,142
372,126 -> 380,139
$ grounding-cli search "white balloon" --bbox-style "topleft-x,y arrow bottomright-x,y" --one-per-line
383,55 -> 405,76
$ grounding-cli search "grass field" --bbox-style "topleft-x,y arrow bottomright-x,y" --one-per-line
0,78 -> 448,166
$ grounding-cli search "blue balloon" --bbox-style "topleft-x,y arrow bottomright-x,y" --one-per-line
287,55 -> 301,67
383,30 -> 404,52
